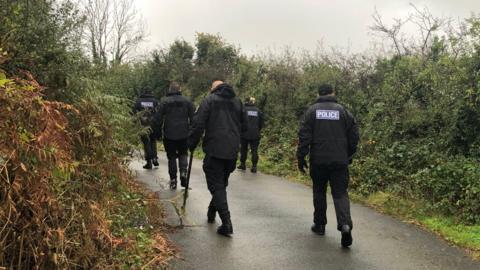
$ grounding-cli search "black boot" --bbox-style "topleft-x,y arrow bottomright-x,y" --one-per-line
180,170 -> 188,187
251,166 -> 257,173
152,158 -> 159,167
340,225 -> 353,247
217,212 -> 233,236
207,207 -> 216,223
170,178 -> 177,190
237,163 -> 246,170
311,224 -> 325,235
143,160 -> 153,169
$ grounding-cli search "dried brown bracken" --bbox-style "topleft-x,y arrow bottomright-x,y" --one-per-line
0,70 -> 175,269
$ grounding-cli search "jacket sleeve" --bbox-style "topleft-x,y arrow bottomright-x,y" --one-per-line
157,100 -> 167,125
297,108 -> 314,159
259,110 -> 265,131
189,97 -> 210,148
151,101 -> 164,139
132,99 -> 142,115
240,103 -> 248,133
346,110 -> 359,158
187,100 -> 195,124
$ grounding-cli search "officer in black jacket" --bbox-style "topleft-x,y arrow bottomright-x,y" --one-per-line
297,84 -> 359,248
238,97 -> 264,173
189,80 -> 245,236
133,89 -> 160,169
156,82 -> 195,189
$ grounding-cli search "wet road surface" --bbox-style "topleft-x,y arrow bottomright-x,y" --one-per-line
130,155 -> 479,270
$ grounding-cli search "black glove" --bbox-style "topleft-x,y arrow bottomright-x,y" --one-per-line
152,129 -> 162,141
298,157 -> 308,174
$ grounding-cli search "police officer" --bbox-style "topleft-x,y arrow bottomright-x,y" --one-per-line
133,88 -> 160,169
156,82 -> 195,189
238,97 -> 264,173
188,80 -> 245,236
297,84 -> 359,247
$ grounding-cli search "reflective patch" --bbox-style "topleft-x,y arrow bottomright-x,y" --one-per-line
316,110 -> 339,120
141,101 -> 154,108
247,111 -> 258,117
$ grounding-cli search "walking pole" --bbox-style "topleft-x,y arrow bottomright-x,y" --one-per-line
182,150 -> 194,210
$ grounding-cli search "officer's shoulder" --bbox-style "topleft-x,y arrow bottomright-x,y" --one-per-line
235,97 -> 243,106
327,102 -> 353,117
204,93 -> 215,100
159,96 -> 170,103
336,103 -> 353,115
200,93 -> 214,104
307,102 -> 320,111
334,102 -> 347,110
312,101 -> 346,110
180,95 -> 192,102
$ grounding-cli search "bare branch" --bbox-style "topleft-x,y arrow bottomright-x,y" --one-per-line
369,8 -> 410,56
444,19 -> 470,59
409,3 -> 447,56
81,0 -> 146,65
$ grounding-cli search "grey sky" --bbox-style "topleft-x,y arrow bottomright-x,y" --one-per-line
135,0 -> 480,55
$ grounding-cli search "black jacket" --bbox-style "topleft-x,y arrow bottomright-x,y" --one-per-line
155,91 -> 195,140
297,96 -> 359,165
189,83 -> 245,159
133,93 -> 159,127
241,104 -> 264,140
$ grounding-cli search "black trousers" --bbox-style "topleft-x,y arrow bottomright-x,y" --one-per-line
141,133 -> 157,161
239,139 -> 260,166
203,155 -> 236,218
310,163 -> 353,231
163,138 -> 188,179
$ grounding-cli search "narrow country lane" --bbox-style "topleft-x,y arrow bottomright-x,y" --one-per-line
130,155 -> 479,270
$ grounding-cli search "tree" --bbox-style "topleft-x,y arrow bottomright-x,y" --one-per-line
409,4 -> 447,57
83,0 -> 110,65
0,0 -> 87,100
188,33 -> 239,98
81,0 -> 146,65
370,4 -> 447,58
112,0 -> 146,65
144,40 -> 195,97
370,8 -> 409,56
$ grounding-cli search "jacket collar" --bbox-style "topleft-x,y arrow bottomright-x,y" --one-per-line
166,90 -> 182,96
140,93 -> 154,98
212,83 -> 235,98
316,96 -> 337,103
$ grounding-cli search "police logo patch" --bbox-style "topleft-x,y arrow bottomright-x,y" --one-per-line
247,111 -> 258,117
140,101 -> 154,108
316,110 -> 340,120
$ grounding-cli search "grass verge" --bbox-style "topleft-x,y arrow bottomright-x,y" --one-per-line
352,191 -> 480,260
255,154 -> 480,260
107,171 -> 177,269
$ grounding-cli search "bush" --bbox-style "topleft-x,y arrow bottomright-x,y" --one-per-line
350,157 -> 401,196
413,158 -> 480,224
0,71 -> 173,269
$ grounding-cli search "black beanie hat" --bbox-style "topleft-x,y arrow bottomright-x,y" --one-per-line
318,84 -> 334,96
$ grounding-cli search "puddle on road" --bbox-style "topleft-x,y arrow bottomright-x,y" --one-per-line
154,181 -> 201,229
132,162 -> 203,229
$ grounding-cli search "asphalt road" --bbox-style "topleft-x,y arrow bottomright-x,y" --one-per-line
130,155 -> 479,270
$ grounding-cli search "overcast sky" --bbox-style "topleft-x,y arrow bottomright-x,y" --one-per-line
134,0 -> 480,55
